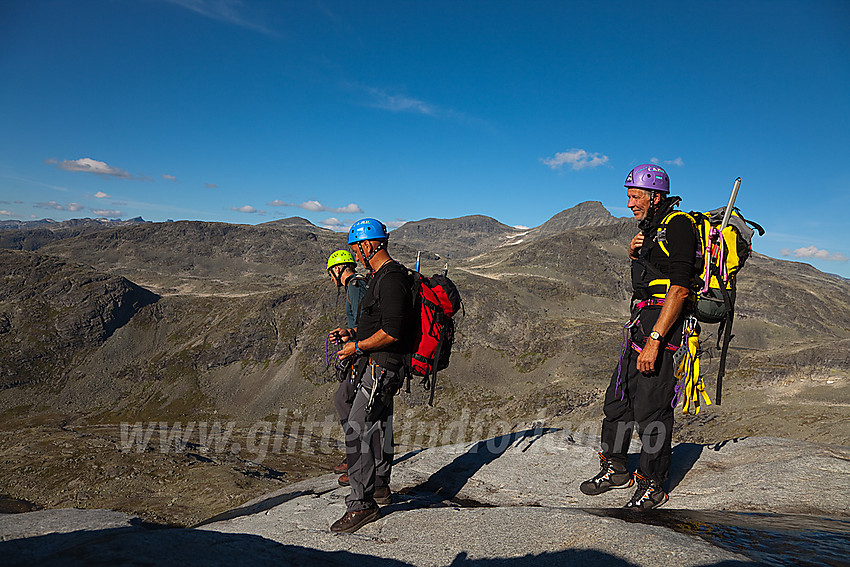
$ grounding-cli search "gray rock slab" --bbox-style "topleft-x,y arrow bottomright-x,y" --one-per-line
4,433 -> 849,566
203,500 -> 752,566
384,430 -> 850,515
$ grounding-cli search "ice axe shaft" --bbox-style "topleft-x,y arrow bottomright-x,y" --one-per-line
719,177 -> 741,234
714,176 -> 741,406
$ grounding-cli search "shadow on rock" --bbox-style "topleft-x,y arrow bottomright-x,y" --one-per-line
390,427 -> 560,511
0,525 -> 753,567
666,442 -> 703,493
194,488 -> 327,526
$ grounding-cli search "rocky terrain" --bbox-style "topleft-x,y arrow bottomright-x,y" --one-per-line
3,433 -> 849,566
1,203 -> 848,533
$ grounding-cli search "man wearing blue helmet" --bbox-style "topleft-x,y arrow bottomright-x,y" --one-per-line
327,218 -> 412,533
580,164 -> 696,510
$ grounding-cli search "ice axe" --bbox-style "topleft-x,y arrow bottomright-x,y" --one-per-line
714,176 -> 741,405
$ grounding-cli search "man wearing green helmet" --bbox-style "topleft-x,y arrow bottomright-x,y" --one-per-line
327,218 -> 412,533
326,250 -> 368,481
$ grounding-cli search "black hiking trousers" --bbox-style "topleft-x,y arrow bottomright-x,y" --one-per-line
600,344 -> 676,487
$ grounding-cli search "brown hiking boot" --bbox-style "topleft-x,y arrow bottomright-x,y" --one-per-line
580,452 -> 633,496
374,486 -> 392,506
338,473 -> 349,486
330,506 -> 380,533
333,460 -> 348,473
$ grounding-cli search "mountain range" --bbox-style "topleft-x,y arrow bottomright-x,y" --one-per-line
1,202 -> 848,524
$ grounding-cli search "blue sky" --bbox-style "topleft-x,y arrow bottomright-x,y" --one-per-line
1,1 -> 849,277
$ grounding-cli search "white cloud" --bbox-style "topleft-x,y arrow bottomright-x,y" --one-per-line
35,201 -> 64,210
385,219 -> 407,229
51,157 -> 135,179
162,174 -> 177,181
0,210 -> 13,216
164,0 -> 273,34
35,201 -> 85,212
542,149 -> 609,171
364,87 -> 437,116
94,191 -> 110,198
268,199 -> 363,214
92,209 -> 122,217
321,217 -> 347,231
781,246 -> 848,262
232,205 -> 260,213
650,157 -> 685,167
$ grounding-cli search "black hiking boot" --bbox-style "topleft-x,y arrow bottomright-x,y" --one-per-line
580,452 -> 633,496
623,472 -> 668,510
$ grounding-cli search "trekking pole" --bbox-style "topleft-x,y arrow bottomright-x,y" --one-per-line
415,251 -> 421,273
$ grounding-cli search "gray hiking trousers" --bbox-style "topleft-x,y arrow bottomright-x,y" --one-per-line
333,376 -> 356,425
344,361 -> 395,511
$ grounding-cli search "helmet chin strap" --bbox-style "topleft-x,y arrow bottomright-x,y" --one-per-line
639,191 -> 662,234
330,266 -> 344,287
356,240 -> 386,273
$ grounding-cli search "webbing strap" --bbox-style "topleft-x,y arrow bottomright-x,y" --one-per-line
630,340 -> 679,353
634,298 -> 665,310
672,316 -> 711,414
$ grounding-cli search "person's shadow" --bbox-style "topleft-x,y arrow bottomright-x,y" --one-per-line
385,426 -> 560,512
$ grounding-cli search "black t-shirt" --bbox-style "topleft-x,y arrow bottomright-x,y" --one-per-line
632,211 -> 696,295
631,210 -> 696,348
357,261 -> 412,370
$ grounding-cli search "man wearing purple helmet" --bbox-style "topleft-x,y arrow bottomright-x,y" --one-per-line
580,164 -> 696,510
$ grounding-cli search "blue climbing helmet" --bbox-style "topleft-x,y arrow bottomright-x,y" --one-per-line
348,218 -> 389,244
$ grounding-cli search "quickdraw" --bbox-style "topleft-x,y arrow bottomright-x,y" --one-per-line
672,315 -> 711,414
614,315 -> 639,400
363,360 -> 387,416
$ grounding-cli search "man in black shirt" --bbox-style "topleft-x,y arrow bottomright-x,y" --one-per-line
328,218 -> 412,533
580,164 -> 696,510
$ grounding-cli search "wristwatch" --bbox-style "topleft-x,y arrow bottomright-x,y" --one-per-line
649,330 -> 662,342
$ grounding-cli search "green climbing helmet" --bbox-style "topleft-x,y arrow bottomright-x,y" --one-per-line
327,250 -> 355,272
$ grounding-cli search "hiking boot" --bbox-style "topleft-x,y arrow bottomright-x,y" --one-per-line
333,460 -> 348,473
579,452 -> 633,496
374,486 -> 392,506
330,505 -> 380,533
338,474 -> 349,486
623,472 -> 668,510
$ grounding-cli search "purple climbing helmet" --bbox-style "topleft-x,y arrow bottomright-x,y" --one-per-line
624,164 -> 670,193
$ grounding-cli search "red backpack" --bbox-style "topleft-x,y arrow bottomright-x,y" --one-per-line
407,272 -> 462,405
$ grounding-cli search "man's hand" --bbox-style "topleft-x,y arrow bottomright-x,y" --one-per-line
629,232 -> 645,260
637,339 -> 660,374
328,327 -> 352,345
337,340 -> 356,360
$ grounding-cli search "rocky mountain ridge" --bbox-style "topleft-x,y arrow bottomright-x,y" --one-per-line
1,202 -> 848,529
